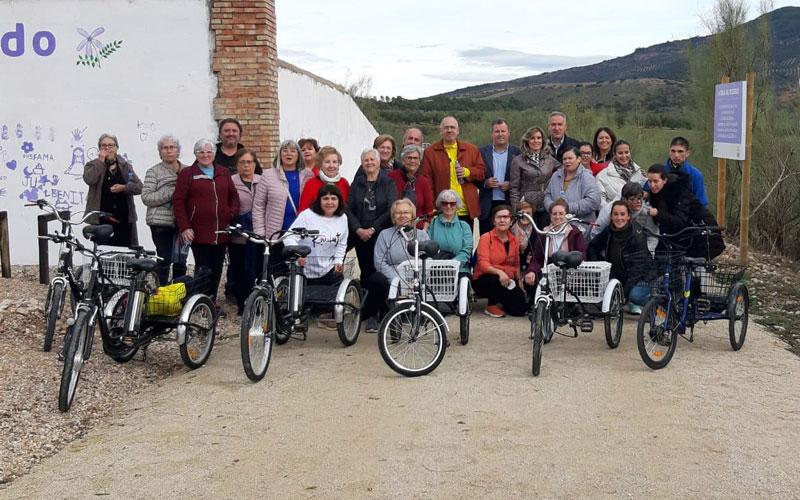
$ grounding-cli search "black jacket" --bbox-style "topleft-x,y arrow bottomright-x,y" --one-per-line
347,169 -> 398,234
547,135 -> 581,163
588,222 -> 652,296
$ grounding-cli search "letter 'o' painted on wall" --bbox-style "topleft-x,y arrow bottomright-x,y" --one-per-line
1,23 -> 56,57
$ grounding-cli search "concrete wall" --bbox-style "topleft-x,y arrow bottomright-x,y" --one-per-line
278,60 -> 378,181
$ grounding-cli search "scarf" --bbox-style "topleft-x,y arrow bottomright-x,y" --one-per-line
525,151 -> 541,168
402,173 -> 418,205
612,161 -> 636,182
320,170 -> 341,183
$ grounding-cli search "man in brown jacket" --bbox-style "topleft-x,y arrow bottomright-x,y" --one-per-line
420,116 -> 485,230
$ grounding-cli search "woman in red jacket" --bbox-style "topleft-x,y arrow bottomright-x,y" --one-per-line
388,144 -> 434,229
173,139 -> 240,303
473,204 -> 527,318
298,146 -> 350,212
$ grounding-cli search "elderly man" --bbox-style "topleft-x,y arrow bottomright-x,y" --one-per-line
402,127 -> 424,146
546,111 -> 581,163
420,116 -> 485,230
479,119 -> 521,234
214,118 -> 262,175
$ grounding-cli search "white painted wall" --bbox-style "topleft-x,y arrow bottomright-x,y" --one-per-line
278,62 -> 378,181
0,0 -> 216,264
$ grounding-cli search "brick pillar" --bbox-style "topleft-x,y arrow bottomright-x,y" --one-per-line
210,0 -> 279,163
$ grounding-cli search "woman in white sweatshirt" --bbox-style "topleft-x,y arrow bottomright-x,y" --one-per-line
284,183 -> 349,285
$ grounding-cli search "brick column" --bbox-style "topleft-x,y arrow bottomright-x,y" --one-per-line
210,0 -> 279,162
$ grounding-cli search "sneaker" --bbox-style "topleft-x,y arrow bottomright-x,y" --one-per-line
484,305 -> 506,318
627,303 -> 642,315
365,317 -> 379,333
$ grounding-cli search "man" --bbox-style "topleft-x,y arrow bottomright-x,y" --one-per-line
420,116 -> 485,230
662,136 -> 708,207
478,119 -> 520,234
402,127 -> 424,146
546,111 -> 581,163
214,118 -> 262,174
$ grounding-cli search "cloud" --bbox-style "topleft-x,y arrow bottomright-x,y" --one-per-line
278,48 -> 336,66
459,47 -> 609,71
422,70 -> 519,83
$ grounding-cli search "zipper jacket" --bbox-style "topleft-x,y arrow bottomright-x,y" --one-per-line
172,162 -> 240,245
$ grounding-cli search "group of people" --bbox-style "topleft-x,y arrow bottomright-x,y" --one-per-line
81,111 -> 723,330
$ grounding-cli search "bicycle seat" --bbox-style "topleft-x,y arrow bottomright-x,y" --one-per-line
282,245 -> 312,259
408,240 -> 440,260
129,258 -> 158,272
683,256 -> 708,267
551,251 -> 583,269
82,224 -> 114,243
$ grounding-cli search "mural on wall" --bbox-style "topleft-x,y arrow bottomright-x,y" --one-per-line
75,27 -> 123,68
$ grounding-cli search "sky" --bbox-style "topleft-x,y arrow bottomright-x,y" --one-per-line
276,0 -> 799,99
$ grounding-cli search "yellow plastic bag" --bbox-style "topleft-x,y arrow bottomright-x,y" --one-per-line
145,282 -> 187,316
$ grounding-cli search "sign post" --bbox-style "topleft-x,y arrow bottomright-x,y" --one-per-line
715,76 -> 730,227
739,73 -> 755,264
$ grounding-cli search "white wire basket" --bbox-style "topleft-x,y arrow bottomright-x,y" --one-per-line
395,259 -> 460,302
546,261 -> 611,303
99,253 -> 136,287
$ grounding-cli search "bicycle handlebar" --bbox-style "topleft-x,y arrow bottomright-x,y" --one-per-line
515,211 -> 587,237
218,225 -> 320,246
27,199 -> 115,225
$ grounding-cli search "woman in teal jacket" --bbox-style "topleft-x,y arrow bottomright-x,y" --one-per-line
427,189 -> 473,272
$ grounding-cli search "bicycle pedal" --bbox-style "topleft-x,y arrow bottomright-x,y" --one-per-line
579,319 -> 593,333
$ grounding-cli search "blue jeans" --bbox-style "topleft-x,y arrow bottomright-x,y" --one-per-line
150,225 -> 186,285
627,282 -> 650,306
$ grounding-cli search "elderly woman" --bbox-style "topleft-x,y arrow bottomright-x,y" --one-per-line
374,133 -> 401,170
298,145 -> 350,212
473,204 -> 526,318
141,135 -> 187,284
524,199 -> 587,288
427,189 -> 472,272
173,139 -> 239,302
544,147 -> 601,238
83,133 -> 142,247
596,140 -> 646,206
298,137 -> 320,177
388,144 -> 434,228
347,148 -> 398,282
253,140 -> 313,241
363,199 -> 430,332
229,148 -> 262,315
590,127 -> 617,176
509,126 -> 559,227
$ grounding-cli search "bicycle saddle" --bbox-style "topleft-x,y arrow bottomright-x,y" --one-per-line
82,224 -> 114,243
683,256 -> 708,267
282,245 -> 312,259
551,250 -> 583,269
129,258 -> 158,272
408,240 -> 440,260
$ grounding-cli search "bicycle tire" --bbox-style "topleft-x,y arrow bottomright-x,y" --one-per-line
636,299 -> 678,370
459,278 -> 472,346
105,291 -> 138,363
337,281 -> 361,347
58,309 -> 90,412
240,290 -> 274,382
44,281 -> 65,352
604,284 -> 624,349
273,276 -> 292,345
532,302 -> 546,376
179,295 -> 216,369
728,282 -> 749,351
378,303 -> 446,377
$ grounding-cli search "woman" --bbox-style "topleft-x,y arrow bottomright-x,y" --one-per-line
253,140 -> 313,241
364,199 -> 430,332
229,148 -> 262,315
473,205 -> 526,318
388,144 -> 434,228
593,182 -> 659,253
509,126 -> 559,219
524,199 -> 587,288
578,142 -> 594,171
285,184 -> 349,286
83,133 -> 142,247
590,127 -> 617,176
141,135 -> 187,284
587,200 -> 651,314
374,133 -> 401,170
544,147 -> 600,237
511,199 -> 535,274
427,190 -> 472,272
298,146 -> 350,212
596,140 -> 646,206
347,148 -> 398,282
298,137 -> 320,177
173,139 -> 240,302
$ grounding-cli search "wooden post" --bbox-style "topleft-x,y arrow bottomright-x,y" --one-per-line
716,76 -> 730,227
0,211 -> 10,278
739,72 -> 755,265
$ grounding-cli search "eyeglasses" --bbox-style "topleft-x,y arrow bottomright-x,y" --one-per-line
579,150 -> 593,156
99,143 -> 117,149
161,145 -> 178,150
196,150 -> 214,155
440,201 -> 457,207
404,156 -> 420,162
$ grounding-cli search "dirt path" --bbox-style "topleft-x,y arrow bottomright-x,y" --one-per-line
2,311 -> 799,499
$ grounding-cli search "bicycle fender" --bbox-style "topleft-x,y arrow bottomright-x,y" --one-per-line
602,279 -> 622,313
333,278 -> 356,324
387,277 -> 401,300
534,283 -> 548,303
392,299 -> 450,334
176,294 -> 209,345
103,289 -> 127,323
457,276 -> 470,316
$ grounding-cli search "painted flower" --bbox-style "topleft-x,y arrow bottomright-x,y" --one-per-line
76,27 -> 105,58
21,142 -> 34,154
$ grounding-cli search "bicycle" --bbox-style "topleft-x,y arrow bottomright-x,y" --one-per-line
222,225 -> 364,382
634,226 -> 748,369
378,224 -> 449,377
518,212 -> 624,377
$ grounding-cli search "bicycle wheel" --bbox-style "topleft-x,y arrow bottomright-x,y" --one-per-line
58,309 -> 91,412
636,299 -> 678,370
44,281 -> 65,352
105,291 -> 138,363
240,290 -> 274,382
604,283 -> 624,349
273,276 -> 292,345
728,282 -> 749,351
378,303 -> 446,377
337,281 -> 362,347
459,277 -> 472,346
532,302 -> 547,376
179,296 -> 216,369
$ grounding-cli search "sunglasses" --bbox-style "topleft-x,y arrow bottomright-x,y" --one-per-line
441,201 -> 457,207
